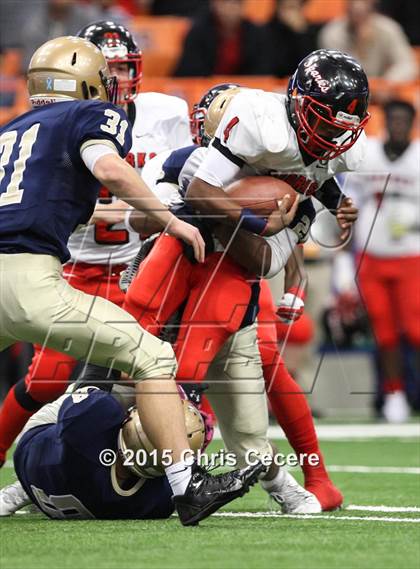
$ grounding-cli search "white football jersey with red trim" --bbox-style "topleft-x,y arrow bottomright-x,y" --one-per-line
68,92 -> 192,265
345,138 -> 420,257
195,89 -> 366,198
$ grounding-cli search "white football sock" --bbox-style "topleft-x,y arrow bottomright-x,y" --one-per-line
165,460 -> 193,496
260,468 -> 286,493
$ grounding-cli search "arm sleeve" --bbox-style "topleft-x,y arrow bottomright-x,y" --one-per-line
314,178 -> 345,212
265,229 -> 299,278
80,142 -> 118,174
194,143 -> 242,187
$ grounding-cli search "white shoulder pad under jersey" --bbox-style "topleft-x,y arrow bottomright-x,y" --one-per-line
68,92 -> 192,265
214,89 -> 291,163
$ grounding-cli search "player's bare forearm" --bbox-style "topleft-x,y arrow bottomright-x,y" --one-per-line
89,199 -> 129,225
127,210 -> 162,236
93,154 -> 173,228
93,154 -> 206,263
187,177 -> 300,237
213,224 -> 272,276
186,177 -> 243,222
284,245 -> 307,293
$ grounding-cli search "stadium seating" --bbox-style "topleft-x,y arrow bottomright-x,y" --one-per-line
131,16 -> 191,77
243,0 -> 346,24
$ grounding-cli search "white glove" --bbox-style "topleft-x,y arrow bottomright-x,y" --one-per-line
277,287 -> 305,324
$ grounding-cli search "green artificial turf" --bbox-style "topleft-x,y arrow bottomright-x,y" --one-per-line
1,438 -> 419,569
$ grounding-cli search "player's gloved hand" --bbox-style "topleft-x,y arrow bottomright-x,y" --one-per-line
277,286 -> 305,324
336,197 -> 358,241
165,215 -> 205,263
263,194 -> 300,236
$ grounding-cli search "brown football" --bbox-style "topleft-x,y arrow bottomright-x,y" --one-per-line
225,176 -> 297,216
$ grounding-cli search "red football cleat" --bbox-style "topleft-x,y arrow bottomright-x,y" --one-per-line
305,479 -> 343,511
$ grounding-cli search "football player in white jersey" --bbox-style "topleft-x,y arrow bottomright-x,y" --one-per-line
335,99 -> 420,423
120,85 -> 343,511
118,52 -> 371,510
0,21 -> 194,465
187,50 -> 369,234
122,51 -> 371,393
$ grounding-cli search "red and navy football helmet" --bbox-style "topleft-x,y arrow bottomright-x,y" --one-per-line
287,50 -> 370,161
78,21 -> 142,105
190,82 -> 240,146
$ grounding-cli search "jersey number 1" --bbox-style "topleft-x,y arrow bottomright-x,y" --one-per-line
0,123 -> 40,207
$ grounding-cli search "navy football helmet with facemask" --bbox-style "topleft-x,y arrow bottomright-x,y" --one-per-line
190,82 -> 240,146
287,49 -> 370,161
78,21 -> 142,105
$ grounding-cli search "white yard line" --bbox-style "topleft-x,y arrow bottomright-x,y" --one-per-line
327,465 -> 420,474
2,462 -> 419,476
213,512 -> 420,523
347,505 -> 420,513
214,423 -> 420,440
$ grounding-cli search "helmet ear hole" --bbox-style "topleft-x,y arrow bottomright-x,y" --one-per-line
89,85 -> 98,98
81,81 -> 89,100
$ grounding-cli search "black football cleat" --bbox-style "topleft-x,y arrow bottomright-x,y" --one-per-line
173,461 -> 265,526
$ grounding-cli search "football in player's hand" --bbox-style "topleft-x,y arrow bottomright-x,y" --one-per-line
225,176 -> 297,216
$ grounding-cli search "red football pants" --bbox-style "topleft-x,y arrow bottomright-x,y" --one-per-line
124,236 -> 331,490
123,234 -> 257,384
358,254 -> 420,349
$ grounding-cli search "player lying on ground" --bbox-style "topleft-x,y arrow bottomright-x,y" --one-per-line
0,36 -> 260,526
0,21 -> 193,466
0,383 -> 262,519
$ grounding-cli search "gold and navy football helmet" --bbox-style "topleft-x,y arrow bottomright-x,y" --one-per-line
27,36 -> 117,106
118,399 -> 206,479
203,86 -> 242,143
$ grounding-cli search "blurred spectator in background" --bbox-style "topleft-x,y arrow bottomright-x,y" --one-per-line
319,0 -> 417,82
148,0 -> 208,16
0,0 -> 104,70
174,0 -> 267,76
0,49 -> 30,126
95,0 -> 131,24
341,100 -> 420,422
263,0 -> 320,77
379,0 -> 420,45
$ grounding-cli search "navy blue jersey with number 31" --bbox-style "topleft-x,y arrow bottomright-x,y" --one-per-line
0,100 -> 132,262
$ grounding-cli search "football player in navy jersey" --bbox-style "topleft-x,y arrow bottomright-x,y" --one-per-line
0,385 -> 211,520
0,36 -> 262,526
